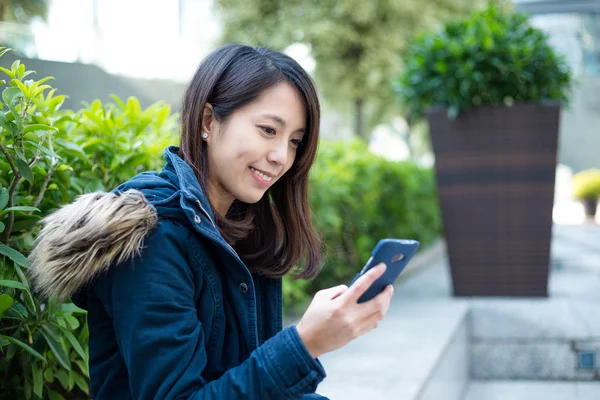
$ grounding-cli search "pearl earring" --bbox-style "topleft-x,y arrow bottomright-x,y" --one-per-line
201,132 -> 208,139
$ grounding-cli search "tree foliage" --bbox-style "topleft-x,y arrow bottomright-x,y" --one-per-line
0,0 -> 48,23
215,0 -> 483,138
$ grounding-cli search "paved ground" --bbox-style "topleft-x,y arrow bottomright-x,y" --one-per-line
463,381 -> 600,400
313,222 -> 600,399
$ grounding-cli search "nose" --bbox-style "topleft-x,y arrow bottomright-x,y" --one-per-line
266,138 -> 289,167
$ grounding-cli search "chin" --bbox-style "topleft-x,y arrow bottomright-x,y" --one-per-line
235,190 -> 267,205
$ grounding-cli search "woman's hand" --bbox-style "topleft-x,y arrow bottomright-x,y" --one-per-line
296,263 -> 394,358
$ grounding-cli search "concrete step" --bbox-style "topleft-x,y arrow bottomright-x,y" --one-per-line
463,380 -> 600,400
470,298 -> 600,381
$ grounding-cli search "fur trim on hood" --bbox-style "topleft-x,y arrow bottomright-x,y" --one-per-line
28,189 -> 158,303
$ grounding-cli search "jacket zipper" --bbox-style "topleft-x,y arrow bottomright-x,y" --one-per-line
196,198 -> 260,349
195,200 -> 239,255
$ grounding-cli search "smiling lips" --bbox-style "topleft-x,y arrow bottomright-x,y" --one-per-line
250,167 -> 275,186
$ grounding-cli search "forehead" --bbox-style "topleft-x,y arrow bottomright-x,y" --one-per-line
241,82 -> 306,126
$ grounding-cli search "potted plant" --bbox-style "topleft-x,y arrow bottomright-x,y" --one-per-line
572,169 -> 600,220
395,4 -> 572,297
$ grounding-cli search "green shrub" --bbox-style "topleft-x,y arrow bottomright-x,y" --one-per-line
572,169 -> 600,201
62,96 -> 178,194
284,140 -> 442,313
1,50 -> 179,399
0,49 -> 91,399
394,3 -> 572,119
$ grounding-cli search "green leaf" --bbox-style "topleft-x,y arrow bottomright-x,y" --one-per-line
75,359 -> 89,376
47,390 -> 65,400
0,221 -> 4,233
32,363 -> 43,398
14,79 -> 30,99
0,66 -> 13,78
0,243 -> 29,267
0,187 -> 8,209
14,146 -> 27,161
110,94 -> 127,110
67,368 -> 75,390
3,86 -> 24,106
44,368 -> 54,383
72,370 -> 89,394
16,158 -> 33,182
55,323 -> 85,360
12,302 -> 28,318
0,206 -> 40,216
55,139 -> 91,165
60,302 -> 87,314
24,374 -> 32,399
54,370 -> 68,390
0,294 -> 14,317
17,63 -> 25,79
24,124 -> 59,134
1,335 -> 47,364
41,324 -> 71,370
14,264 -> 35,312
0,279 -> 27,290
25,140 -> 62,160
65,314 -> 80,330
11,217 -> 41,232
0,109 -> 10,131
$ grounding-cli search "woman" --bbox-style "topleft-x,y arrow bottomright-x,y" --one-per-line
28,44 -> 394,399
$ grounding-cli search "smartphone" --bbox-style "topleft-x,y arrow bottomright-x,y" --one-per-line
350,238 -> 420,303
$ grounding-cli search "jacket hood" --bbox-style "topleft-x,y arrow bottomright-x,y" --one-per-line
28,146 -> 212,303
28,189 -> 158,303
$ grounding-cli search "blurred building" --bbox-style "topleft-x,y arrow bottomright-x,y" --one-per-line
0,0 -> 221,110
514,0 -> 600,174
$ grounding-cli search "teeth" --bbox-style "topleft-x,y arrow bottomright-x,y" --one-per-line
250,167 -> 272,182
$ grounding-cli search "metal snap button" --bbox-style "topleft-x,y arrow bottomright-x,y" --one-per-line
194,214 -> 201,224
239,283 -> 248,293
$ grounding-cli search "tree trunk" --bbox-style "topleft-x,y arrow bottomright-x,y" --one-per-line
0,2 -> 6,22
354,97 -> 365,139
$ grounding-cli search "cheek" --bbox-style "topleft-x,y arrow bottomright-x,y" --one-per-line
283,149 -> 299,173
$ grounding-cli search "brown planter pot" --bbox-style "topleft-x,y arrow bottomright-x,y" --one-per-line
426,103 -> 560,297
583,199 -> 598,219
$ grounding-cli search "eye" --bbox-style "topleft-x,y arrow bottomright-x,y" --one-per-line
260,126 -> 276,135
290,138 -> 304,148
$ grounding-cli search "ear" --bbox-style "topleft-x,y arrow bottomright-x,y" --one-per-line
202,103 -> 216,142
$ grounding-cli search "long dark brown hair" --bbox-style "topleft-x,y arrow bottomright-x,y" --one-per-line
179,44 -> 322,280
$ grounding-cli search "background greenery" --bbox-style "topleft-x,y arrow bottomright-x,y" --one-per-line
1,53 -> 440,398
572,169 -> 600,201
215,0 -> 483,138
284,140 -> 441,312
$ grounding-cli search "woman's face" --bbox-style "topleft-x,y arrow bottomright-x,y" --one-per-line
204,82 -> 306,215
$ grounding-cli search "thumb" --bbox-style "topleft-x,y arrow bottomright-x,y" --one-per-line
319,284 -> 349,300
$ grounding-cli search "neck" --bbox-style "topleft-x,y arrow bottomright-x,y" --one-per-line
206,182 -> 234,217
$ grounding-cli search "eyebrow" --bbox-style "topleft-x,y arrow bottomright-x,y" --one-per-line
262,114 -> 305,133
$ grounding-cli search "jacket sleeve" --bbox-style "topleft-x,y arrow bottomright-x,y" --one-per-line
94,219 -> 326,400
302,394 -> 331,399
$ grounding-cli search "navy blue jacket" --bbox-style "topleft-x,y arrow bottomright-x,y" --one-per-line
30,146 -> 328,399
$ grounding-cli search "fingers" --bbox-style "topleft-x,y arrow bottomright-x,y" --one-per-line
355,285 -> 394,333
361,284 -> 393,317
317,284 -> 349,300
341,263 -> 387,303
